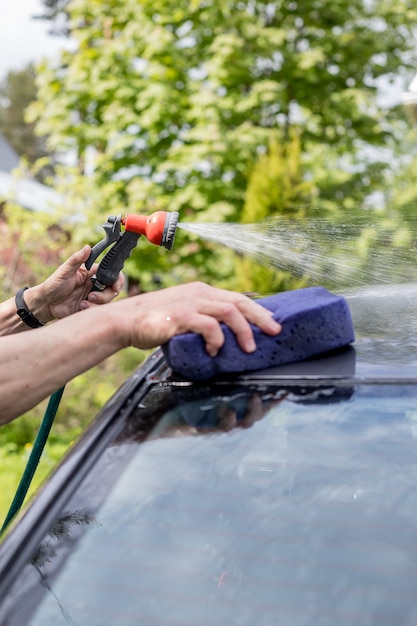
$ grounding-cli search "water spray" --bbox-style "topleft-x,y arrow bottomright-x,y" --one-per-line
178,211 -> 417,290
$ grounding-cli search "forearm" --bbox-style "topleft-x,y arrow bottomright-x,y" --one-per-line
0,281 -> 282,425
0,305 -> 126,425
0,296 -> 27,335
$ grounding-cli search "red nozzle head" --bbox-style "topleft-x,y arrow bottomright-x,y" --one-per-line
122,211 -> 179,249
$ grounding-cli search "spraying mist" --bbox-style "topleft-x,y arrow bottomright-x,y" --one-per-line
178,209 -> 417,291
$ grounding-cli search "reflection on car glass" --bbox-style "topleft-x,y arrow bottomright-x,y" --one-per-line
147,384 -> 354,440
4,385 -> 417,626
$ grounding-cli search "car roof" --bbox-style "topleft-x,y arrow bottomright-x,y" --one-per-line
244,284 -> 417,381
1,284 -> 417,625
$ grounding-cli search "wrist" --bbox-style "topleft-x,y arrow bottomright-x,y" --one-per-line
22,285 -> 55,325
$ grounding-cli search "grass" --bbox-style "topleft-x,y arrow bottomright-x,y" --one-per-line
0,440 -> 69,529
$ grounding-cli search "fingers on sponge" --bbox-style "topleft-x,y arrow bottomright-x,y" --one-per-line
162,287 -> 355,380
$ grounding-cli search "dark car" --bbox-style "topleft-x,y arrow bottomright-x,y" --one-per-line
1,284 -> 417,625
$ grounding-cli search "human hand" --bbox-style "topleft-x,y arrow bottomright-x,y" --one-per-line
118,281 -> 281,355
157,390 -> 286,438
29,245 -> 125,322
217,392 -> 286,431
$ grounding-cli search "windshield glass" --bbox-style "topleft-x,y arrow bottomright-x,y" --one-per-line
3,382 -> 417,626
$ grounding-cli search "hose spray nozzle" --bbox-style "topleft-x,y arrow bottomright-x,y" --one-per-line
85,210 -> 179,291
121,210 -> 179,249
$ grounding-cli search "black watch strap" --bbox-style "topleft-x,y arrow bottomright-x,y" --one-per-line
15,287 -> 45,329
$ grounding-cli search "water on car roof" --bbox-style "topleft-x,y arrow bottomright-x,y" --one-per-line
346,284 -> 417,376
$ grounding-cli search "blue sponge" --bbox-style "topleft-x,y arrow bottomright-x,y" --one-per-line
162,287 -> 355,380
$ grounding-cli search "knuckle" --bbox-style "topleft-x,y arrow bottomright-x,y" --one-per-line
235,293 -> 251,308
204,316 -> 220,332
190,281 -> 207,295
220,302 -> 237,319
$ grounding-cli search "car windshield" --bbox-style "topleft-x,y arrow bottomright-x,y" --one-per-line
2,379 -> 417,626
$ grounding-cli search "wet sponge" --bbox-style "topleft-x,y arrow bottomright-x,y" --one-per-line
162,287 -> 355,380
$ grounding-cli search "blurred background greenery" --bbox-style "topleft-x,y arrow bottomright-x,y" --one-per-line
1,0 -> 417,522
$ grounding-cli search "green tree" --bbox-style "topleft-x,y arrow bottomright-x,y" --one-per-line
234,131 -> 315,293
0,65 -> 54,181
35,0 -> 72,37
27,0 -> 417,288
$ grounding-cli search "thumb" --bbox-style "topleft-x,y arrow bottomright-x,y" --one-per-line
64,245 -> 92,272
55,245 -> 92,279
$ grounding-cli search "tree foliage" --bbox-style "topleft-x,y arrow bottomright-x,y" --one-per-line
27,0 -> 417,289
35,0 -> 72,37
0,65 -> 55,182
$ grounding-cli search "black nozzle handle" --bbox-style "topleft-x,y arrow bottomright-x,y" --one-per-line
91,231 -> 140,291
85,216 -> 121,271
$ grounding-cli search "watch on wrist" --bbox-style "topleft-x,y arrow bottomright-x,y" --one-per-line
15,287 -> 45,329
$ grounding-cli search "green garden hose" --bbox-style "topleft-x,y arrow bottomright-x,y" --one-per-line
0,386 -> 65,535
